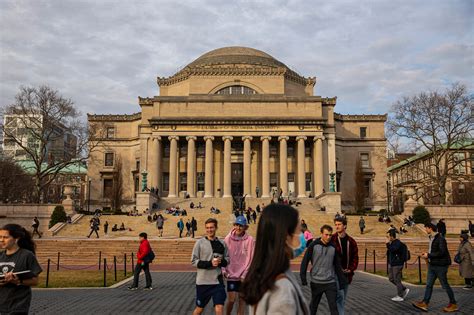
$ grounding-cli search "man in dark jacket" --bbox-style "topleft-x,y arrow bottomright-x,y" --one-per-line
301,225 -> 346,315
386,231 -> 409,301
331,217 -> 358,315
191,217 -> 197,238
413,223 -> 458,313
437,218 -> 447,237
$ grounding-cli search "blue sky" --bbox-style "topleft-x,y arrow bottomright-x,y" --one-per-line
1,0 -> 472,116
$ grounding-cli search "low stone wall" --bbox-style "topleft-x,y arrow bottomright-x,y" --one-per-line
424,205 -> 473,234
0,204 -> 59,231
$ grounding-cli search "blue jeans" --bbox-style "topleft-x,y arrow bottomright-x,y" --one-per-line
423,265 -> 456,304
336,282 -> 348,315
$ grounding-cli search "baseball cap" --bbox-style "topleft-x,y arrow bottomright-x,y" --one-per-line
235,216 -> 248,226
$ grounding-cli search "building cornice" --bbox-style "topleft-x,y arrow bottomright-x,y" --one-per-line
139,95 -> 336,105
88,113 -> 142,122
148,116 -> 326,125
334,113 -> 387,122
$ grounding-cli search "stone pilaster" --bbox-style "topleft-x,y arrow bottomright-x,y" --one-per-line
222,136 -> 233,198
168,136 -> 179,198
186,136 -> 197,197
204,136 -> 214,198
243,136 -> 253,197
278,136 -> 289,197
313,135 -> 325,197
296,136 -> 307,198
261,136 -> 271,198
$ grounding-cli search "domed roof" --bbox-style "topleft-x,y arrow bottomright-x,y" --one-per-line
185,46 -> 288,69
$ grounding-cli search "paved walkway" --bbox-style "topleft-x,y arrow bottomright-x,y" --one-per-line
31,271 -> 473,314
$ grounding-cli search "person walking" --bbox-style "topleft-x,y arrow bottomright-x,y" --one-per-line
191,218 -> 229,315
358,216 -> 365,234
156,214 -> 164,237
300,224 -> 346,315
87,217 -> 100,238
251,209 -> 257,224
104,221 -> 109,235
186,220 -> 192,237
255,186 -> 260,198
437,219 -> 447,237
128,232 -> 153,290
223,216 -> 255,315
191,217 -> 197,238
457,232 -> 473,289
413,223 -> 458,312
331,217 -> 358,315
242,204 -> 309,315
177,218 -> 185,238
31,217 -> 42,239
386,230 -> 409,301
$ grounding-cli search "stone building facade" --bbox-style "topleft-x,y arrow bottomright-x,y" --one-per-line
87,47 -> 387,212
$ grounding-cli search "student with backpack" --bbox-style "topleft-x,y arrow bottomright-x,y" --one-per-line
128,232 -> 154,290
386,230 -> 410,301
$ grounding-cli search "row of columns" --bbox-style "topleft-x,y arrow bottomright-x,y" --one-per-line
148,135 -> 331,198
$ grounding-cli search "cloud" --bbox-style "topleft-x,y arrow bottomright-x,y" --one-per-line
1,0 -> 472,116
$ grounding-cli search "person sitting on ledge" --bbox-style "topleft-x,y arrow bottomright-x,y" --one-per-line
120,223 -> 126,231
190,202 -> 195,209
182,209 -> 188,216
112,224 -> 118,232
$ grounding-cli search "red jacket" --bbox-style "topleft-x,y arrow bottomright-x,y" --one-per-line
331,233 -> 359,284
137,239 -> 151,264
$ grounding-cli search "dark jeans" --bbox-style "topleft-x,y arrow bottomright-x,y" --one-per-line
132,263 -> 152,288
388,265 -> 406,297
310,282 -> 338,315
179,228 -> 183,238
32,227 -> 42,238
423,265 -> 456,304
88,228 -> 99,238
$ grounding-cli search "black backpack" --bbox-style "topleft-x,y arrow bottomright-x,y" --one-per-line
399,241 -> 411,262
143,250 -> 156,263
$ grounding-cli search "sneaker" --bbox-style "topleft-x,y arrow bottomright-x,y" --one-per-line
412,301 -> 428,312
403,288 -> 410,299
391,296 -> 404,302
144,286 -> 153,290
127,286 -> 138,291
442,303 -> 459,313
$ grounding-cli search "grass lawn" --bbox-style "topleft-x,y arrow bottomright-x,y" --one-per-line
373,267 -> 465,285
37,270 -> 133,288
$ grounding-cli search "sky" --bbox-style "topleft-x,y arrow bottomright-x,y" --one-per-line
1,0 -> 473,116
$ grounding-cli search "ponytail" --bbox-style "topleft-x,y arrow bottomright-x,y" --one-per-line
1,224 -> 36,254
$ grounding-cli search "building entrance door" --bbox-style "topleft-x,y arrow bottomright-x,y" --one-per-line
231,163 -> 243,196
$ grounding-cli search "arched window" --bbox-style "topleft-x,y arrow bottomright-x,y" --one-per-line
215,85 -> 257,95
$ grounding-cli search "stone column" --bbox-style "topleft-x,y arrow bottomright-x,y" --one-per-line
204,136 -> 214,198
327,133 -> 336,187
313,135 -> 324,196
150,136 -> 162,192
186,136 -> 197,197
168,136 -> 179,198
261,136 -> 271,198
296,136 -> 307,198
243,136 -> 253,197
222,136 -> 233,198
278,136 -> 289,197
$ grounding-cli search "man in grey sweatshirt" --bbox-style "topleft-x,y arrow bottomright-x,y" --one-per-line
191,218 -> 229,315
300,224 -> 347,315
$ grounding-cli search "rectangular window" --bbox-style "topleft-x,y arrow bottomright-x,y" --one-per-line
163,143 -> 170,158
287,145 -> 295,157
363,179 -> 371,198
270,143 -> 278,157
360,127 -> 367,139
179,173 -> 187,192
135,160 -> 140,171
105,152 -> 114,167
360,153 -> 369,168
179,143 -> 187,157
103,179 -> 113,198
288,173 -> 295,182
106,127 -> 115,139
134,175 -> 139,192
270,173 -> 278,188
305,173 -> 312,192
197,143 -> 205,158
162,173 -> 169,192
471,153 -> 474,174
454,152 -> 466,175
197,172 -> 205,191
305,146 -> 311,157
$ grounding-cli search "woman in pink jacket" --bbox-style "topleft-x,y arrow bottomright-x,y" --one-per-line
223,216 -> 255,315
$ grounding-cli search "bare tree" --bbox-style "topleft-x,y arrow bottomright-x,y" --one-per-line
353,158 -> 366,212
111,157 -> 123,212
0,157 -> 34,202
1,85 -> 104,203
387,83 -> 473,204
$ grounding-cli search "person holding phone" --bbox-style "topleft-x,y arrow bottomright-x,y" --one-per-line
0,224 -> 42,314
191,218 -> 229,315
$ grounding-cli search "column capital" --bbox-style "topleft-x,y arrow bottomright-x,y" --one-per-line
152,136 -> 162,141
324,133 -> 336,140
242,136 -> 253,141
278,136 -> 289,141
222,136 -> 233,141
313,135 -> 325,141
296,135 -> 307,141
260,136 -> 272,141
186,136 -> 197,141
168,135 -> 179,141
203,135 -> 215,141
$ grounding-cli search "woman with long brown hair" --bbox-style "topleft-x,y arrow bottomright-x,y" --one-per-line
241,204 -> 309,314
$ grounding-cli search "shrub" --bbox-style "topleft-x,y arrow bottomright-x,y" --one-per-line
49,205 -> 67,228
412,205 -> 430,224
